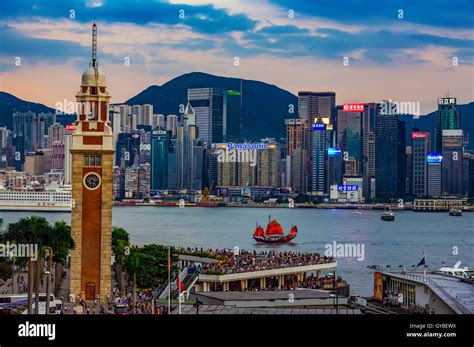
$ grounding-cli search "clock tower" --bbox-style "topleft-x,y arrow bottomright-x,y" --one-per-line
69,22 -> 114,302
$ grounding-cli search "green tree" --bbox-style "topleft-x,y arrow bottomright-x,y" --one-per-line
43,221 -> 75,313
112,227 -> 130,291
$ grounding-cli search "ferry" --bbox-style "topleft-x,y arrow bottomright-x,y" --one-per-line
381,207 -> 395,221
449,208 -> 462,216
0,182 -> 72,212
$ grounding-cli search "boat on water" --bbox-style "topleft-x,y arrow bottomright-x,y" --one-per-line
437,261 -> 473,279
0,182 -> 72,212
449,208 -> 462,216
253,216 -> 297,244
381,208 -> 395,221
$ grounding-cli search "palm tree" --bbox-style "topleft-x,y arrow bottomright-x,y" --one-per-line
125,250 -> 141,311
42,221 -> 75,314
112,227 -> 130,292
1,217 -> 37,313
28,216 -> 50,314
50,221 -> 75,293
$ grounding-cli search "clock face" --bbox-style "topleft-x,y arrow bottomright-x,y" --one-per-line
83,172 -> 101,190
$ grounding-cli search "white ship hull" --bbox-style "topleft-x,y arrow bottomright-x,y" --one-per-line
0,185 -> 72,212
0,205 -> 71,212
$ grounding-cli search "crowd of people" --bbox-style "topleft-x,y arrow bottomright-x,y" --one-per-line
198,248 -> 335,275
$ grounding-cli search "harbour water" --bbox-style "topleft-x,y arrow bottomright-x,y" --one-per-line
2,207 -> 473,296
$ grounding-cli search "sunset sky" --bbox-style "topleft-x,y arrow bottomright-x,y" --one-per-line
0,0 -> 473,113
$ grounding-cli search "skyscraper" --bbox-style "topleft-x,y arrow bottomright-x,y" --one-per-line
64,132 -> 73,184
327,147 -> 343,192
47,122 -> 65,147
375,102 -> 399,197
436,97 -> 460,153
223,90 -> 242,143
427,153 -> 442,197
169,102 -> 204,190
362,103 -> 378,197
166,114 -> 178,137
312,125 -> 332,193
257,141 -> 280,186
298,91 -> 336,125
150,128 -> 169,191
411,130 -> 430,197
285,119 -> 308,193
188,87 -> 224,145
337,105 -> 362,159
142,104 -> 153,126
13,111 -> 35,154
398,121 -> 407,196
131,105 -> 142,129
442,129 -> 464,196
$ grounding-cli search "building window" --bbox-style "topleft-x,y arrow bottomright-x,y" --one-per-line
84,155 -> 101,167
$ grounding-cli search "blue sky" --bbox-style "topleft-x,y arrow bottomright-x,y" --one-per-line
0,0 -> 473,112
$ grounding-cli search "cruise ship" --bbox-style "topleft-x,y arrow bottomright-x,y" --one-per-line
0,182 -> 72,212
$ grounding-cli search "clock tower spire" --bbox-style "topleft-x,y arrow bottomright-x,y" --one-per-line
69,22 -> 114,302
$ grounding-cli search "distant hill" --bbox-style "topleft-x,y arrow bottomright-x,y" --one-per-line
125,72 -> 298,140
401,102 -> 474,151
0,92 -> 56,128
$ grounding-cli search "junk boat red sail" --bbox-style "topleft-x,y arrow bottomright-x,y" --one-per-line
253,216 -> 297,244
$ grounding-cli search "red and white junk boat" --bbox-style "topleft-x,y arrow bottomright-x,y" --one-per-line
253,216 -> 298,244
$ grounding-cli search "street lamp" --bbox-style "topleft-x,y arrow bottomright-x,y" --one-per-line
45,247 -> 53,315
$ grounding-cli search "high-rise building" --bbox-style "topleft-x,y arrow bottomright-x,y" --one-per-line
375,102 -> 399,197
117,105 -> 131,132
223,90 -> 242,142
116,132 -> 141,168
442,129 -> 464,196
285,119 -> 308,192
436,97 -> 460,153
165,114 -> 178,138
397,121 -> 407,196
124,164 -> 150,198
312,125 -> 332,193
257,140 -> 280,186
131,105 -> 142,129
110,107 -> 121,166
152,114 -> 165,129
64,133 -> 73,184
299,92 -> 336,189
142,104 -> 153,126
298,91 -> 336,125
168,102 -> 204,190
188,87 -> 224,145
150,128 -> 169,191
51,141 -> 65,170
13,111 -> 35,153
427,153 -> 442,197
406,146 -> 413,195
47,122 -> 65,147
343,157 -> 359,176
411,130 -> 430,197
327,147 -> 343,192
112,166 -> 125,199
336,105 -> 362,161
467,154 -> 474,197
362,103 -> 378,197
24,151 -> 44,175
